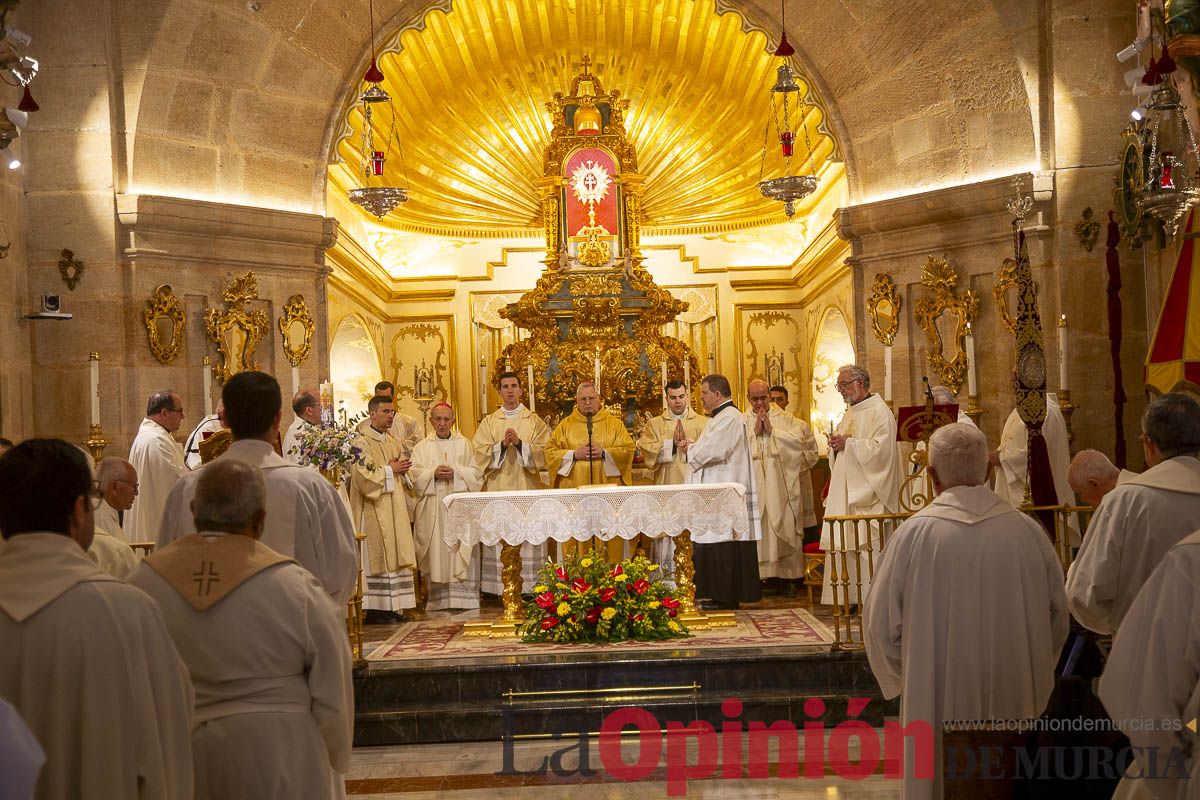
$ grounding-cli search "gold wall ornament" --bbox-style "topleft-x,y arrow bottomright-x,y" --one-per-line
866,273 -> 901,346
58,249 -> 84,291
993,257 -> 1021,336
277,294 -> 316,368
203,272 -> 270,383
143,284 -> 186,365
913,256 -> 980,395
1074,207 -> 1101,252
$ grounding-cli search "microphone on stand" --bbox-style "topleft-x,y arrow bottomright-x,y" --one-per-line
923,376 -> 935,402
585,411 -> 595,486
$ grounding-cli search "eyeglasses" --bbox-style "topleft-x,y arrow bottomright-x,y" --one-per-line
114,478 -> 139,491
835,379 -> 862,389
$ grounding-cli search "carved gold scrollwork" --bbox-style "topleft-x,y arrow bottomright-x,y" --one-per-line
204,272 -> 270,383
143,284 -> 186,365
866,274 -> 901,346
993,258 -> 1020,336
278,294 -> 315,368
913,256 -> 980,395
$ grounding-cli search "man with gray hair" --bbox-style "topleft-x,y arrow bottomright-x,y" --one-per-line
127,388 -> 187,541
132,459 -> 353,799
88,457 -> 139,579
1067,392 -> 1200,635
865,423 -> 1069,800
1066,449 -> 1134,507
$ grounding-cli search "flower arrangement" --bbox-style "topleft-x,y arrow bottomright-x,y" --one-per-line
291,414 -> 375,486
519,549 -> 689,643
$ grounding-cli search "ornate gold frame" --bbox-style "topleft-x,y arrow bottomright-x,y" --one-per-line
204,272 -> 270,383
993,257 -> 1020,335
866,273 -> 901,346
913,256 -> 980,395
278,294 -> 315,368
143,284 -> 186,365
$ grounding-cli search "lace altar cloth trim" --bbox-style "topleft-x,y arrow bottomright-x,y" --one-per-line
441,483 -> 749,548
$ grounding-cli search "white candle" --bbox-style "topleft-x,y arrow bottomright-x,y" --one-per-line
683,359 -> 691,394
883,345 -> 893,403
202,356 -> 214,416
88,353 -> 100,426
964,326 -> 977,396
707,351 -> 716,375
527,363 -> 536,413
661,359 -> 668,412
1057,315 -> 1069,390
479,359 -> 488,418
594,350 -> 601,393
291,365 -> 300,402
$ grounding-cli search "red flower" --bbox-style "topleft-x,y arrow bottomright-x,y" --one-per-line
555,566 -> 568,581
668,609 -> 677,617
661,596 -> 680,610
630,613 -> 644,622
631,578 -> 650,595
535,591 -> 556,610
585,606 -> 602,623
609,564 -> 624,577
572,578 -> 592,593
541,616 -> 559,630
599,587 -> 617,602
560,593 -> 570,601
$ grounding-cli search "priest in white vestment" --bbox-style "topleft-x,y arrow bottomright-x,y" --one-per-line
410,403 -> 484,610
0,697 -> 44,798
821,365 -> 901,605
472,371 -> 550,594
1067,393 -> 1200,635
745,379 -> 819,586
1099,529 -> 1200,800
351,394 -> 419,617
283,389 -> 322,465
686,374 -> 762,609
159,372 -> 358,605
864,423 -> 1069,800
182,400 -> 226,470
636,380 -> 707,575
1066,448 -> 1136,507
127,388 -> 187,542
93,456 -> 137,541
132,459 -> 352,800
0,439 -> 194,800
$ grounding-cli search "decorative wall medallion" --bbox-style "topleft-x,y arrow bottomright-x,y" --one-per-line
204,272 -> 270,382
866,273 -> 901,346
143,284 -> 186,364
278,294 -> 315,367
913,256 -> 980,395
58,249 -> 84,291
1074,207 -> 1101,252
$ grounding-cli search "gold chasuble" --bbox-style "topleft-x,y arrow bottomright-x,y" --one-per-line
350,429 -> 417,575
545,408 -> 634,561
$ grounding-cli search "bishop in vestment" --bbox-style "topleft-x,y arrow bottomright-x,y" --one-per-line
545,381 -> 634,561
0,439 -> 194,800
127,388 -> 187,542
133,459 -> 352,800
744,379 -> 819,584
411,403 -> 484,610
821,365 -> 901,605
865,424 -> 1068,800
472,371 -> 551,593
350,394 -> 419,615
636,380 -> 707,574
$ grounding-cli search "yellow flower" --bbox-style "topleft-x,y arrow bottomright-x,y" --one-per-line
556,582 -> 569,590
581,558 -> 593,567
649,601 -> 661,609
533,585 -> 547,593
601,607 -> 617,620
668,620 -> 681,632
649,564 -> 659,571
614,574 -> 628,582
557,602 -> 571,616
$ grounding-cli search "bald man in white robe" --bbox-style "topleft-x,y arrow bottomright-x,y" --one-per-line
132,459 -> 352,800
1066,449 -> 1136,508
865,424 -> 1069,800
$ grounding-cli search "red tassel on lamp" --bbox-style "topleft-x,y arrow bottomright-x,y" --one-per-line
17,85 -> 38,113
364,58 -> 384,84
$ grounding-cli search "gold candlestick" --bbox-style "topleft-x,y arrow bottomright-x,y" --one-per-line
83,423 -> 110,464
1057,389 -> 1077,446
965,395 -> 984,429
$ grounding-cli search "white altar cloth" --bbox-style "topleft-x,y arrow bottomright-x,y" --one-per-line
442,483 -> 751,550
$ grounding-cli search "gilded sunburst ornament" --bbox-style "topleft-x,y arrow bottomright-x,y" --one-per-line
570,161 -> 611,206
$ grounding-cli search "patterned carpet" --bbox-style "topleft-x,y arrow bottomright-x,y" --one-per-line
366,607 -> 835,662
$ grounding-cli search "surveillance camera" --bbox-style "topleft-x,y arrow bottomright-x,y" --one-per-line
1117,39 -> 1147,63
3,26 -> 31,48
41,294 -> 60,313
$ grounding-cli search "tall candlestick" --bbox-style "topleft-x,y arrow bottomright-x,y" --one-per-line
883,345 -> 893,403
202,356 -> 213,416
964,325 -> 978,397
88,353 -> 100,426
594,348 -> 601,393
527,363 -> 536,413
479,358 -> 488,419
661,359 -> 668,412
1057,315 -> 1069,391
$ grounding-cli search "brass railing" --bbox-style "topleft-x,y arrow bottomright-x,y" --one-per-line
821,503 -> 1094,650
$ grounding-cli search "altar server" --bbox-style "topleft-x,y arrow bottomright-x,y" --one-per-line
473,371 -> 551,594
865,423 -> 1069,800
821,364 -> 901,605
183,401 -> 226,470
546,381 -> 635,560
350,394 -> 418,618
127,388 -> 187,541
282,389 -> 321,465
686,374 -> 762,609
745,379 -> 819,590
132,459 -> 352,800
0,439 -> 194,799
1067,392 -> 1200,635
159,372 -> 357,605
410,403 -> 484,610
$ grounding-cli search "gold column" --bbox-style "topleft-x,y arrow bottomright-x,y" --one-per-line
621,172 -> 646,256
534,176 -> 562,264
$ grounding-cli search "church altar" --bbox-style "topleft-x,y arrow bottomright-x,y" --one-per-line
442,482 -> 749,634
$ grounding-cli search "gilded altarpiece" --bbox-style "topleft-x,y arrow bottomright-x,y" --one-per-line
735,304 -> 807,415
385,316 -> 456,427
